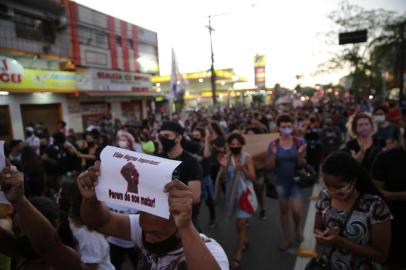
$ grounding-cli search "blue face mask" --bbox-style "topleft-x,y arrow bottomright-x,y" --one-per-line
280,127 -> 292,136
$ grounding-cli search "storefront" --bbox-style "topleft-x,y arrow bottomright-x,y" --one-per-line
0,56 -> 76,139
70,68 -> 159,132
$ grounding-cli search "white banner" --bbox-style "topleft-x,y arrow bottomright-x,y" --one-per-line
96,146 -> 181,219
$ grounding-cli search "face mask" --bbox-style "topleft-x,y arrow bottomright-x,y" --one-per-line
159,136 -> 176,152
142,232 -> 180,255
280,127 -> 292,137
230,146 -> 242,155
26,132 -> 32,137
329,181 -> 355,201
373,115 -> 385,125
192,138 -> 201,143
356,126 -> 371,137
118,140 -> 129,149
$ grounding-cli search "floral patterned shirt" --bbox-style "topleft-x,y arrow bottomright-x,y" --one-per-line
316,190 -> 392,270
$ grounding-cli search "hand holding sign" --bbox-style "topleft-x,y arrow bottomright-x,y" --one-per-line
77,161 -> 100,200
96,146 -> 181,219
0,159 -> 24,205
165,180 -> 193,230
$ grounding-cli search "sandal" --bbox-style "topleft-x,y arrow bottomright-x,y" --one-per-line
230,258 -> 241,269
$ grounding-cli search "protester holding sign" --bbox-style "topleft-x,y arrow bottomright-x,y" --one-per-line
222,133 -> 256,269
78,161 -> 229,270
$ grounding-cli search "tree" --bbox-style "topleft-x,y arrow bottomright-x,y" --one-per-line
319,0 -> 405,100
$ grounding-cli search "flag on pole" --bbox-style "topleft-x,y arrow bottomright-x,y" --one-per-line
170,49 -> 186,102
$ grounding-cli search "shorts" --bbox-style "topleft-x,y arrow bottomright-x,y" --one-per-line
201,175 -> 215,201
275,181 -> 303,200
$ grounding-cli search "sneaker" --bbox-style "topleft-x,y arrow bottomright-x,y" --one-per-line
259,209 -> 267,220
208,219 -> 216,229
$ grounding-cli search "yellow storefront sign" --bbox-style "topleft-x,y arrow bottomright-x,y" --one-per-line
0,68 -> 76,93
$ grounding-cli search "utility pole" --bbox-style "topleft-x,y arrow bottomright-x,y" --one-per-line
208,15 -> 217,106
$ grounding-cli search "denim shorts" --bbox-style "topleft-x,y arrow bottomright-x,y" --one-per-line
275,181 -> 303,200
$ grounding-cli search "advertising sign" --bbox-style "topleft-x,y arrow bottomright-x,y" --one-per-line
77,68 -> 152,92
0,57 -> 76,92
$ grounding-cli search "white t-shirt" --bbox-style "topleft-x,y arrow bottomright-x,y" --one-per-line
105,203 -> 138,248
129,214 -> 229,270
69,221 -> 115,270
25,135 -> 40,155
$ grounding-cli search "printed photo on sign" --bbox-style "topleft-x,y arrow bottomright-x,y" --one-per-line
96,146 -> 181,219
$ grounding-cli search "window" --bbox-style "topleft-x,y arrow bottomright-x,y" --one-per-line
78,26 -> 108,49
15,11 -> 55,43
116,35 -> 121,47
138,43 -> 159,74
128,38 -> 133,49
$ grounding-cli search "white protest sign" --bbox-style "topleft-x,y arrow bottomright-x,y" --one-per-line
0,141 -> 11,204
96,146 -> 181,219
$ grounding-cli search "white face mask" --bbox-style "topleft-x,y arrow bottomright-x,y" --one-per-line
374,115 -> 386,125
118,140 -> 129,149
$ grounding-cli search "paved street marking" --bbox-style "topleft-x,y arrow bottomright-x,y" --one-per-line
294,182 -> 322,270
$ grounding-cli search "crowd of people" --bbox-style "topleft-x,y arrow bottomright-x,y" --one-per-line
0,96 -> 405,270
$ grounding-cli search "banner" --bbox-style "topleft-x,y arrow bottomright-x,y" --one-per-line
96,146 -> 181,219
0,57 -> 76,92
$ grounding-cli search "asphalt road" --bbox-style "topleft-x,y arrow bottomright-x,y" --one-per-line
122,187 -> 313,270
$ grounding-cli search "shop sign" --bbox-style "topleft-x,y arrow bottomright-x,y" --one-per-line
0,56 -> 24,84
254,54 -> 266,89
0,57 -> 76,92
77,68 -> 152,92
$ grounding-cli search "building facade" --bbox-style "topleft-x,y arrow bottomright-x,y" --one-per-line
0,0 -> 161,140
67,1 -> 160,133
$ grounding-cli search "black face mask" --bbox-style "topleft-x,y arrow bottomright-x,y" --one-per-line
142,232 -> 180,255
230,147 -> 242,155
192,138 -> 201,143
26,132 -> 32,137
159,136 -> 176,153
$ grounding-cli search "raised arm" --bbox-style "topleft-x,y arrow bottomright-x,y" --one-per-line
0,164 -> 83,270
165,180 -> 225,270
77,161 -> 131,240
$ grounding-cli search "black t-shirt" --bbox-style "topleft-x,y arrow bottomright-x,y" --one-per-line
345,139 -> 381,172
372,146 -> 406,265
158,151 -> 202,186
158,151 -> 202,217
372,147 -> 406,219
192,146 -> 211,177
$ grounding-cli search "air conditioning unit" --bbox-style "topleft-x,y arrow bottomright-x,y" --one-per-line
0,4 -> 14,20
